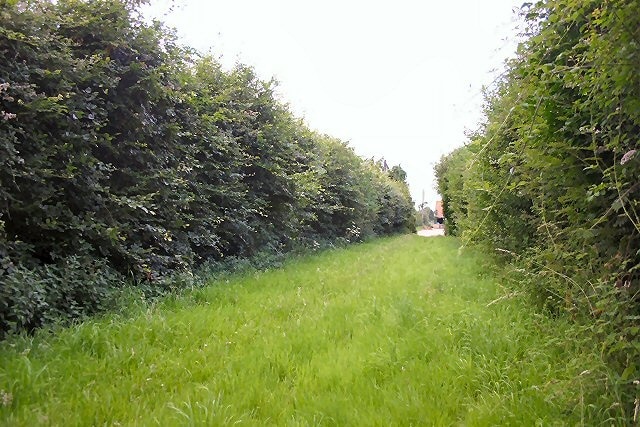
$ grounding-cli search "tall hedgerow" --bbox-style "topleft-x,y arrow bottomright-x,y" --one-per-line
0,0 -> 414,334
435,0 -> 639,421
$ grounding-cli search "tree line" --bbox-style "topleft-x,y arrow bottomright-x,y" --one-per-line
0,0 -> 414,334
435,0 -> 639,420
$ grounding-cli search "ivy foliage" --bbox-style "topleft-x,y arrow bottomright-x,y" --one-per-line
435,0 -> 639,420
0,0 -> 414,334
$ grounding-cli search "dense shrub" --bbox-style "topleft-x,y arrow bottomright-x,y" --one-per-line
0,0 -> 414,334
435,0 -> 639,421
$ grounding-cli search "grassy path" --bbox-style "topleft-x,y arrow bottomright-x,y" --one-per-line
1,236 -> 602,425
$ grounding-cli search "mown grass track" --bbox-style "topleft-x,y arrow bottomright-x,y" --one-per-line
0,236 -> 609,425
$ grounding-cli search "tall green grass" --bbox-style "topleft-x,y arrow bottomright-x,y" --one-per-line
0,236 -> 615,425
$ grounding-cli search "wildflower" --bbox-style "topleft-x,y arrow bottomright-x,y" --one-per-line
621,149 -> 637,165
0,390 -> 13,407
1,111 -> 16,121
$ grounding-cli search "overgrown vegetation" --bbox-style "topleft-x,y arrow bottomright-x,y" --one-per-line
435,0 -> 640,421
0,236 -> 620,425
0,0 -> 414,334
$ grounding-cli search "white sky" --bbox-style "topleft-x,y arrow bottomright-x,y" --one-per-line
143,0 -> 523,210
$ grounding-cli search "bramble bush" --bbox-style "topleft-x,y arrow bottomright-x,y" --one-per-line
0,0 -> 414,334
435,0 -> 639,421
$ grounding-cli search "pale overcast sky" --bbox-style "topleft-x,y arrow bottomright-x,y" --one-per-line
143,0 -> 523,209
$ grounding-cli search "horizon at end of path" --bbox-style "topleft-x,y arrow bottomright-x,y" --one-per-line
417,228 -> 445,237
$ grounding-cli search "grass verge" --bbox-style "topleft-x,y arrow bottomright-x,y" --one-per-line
0,235 -> 615,425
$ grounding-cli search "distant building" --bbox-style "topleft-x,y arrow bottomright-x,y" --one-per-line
435,200 -> 444,226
